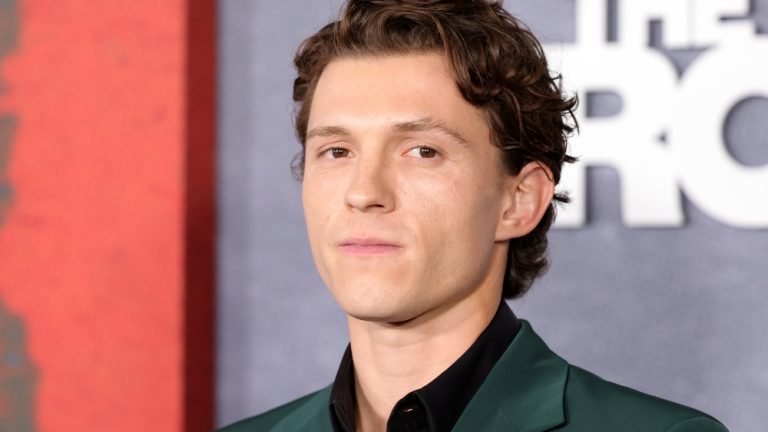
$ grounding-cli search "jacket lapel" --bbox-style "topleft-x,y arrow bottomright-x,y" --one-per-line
453,320 -> 569,432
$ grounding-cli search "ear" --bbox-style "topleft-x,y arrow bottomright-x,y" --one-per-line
495,161 -> 555,241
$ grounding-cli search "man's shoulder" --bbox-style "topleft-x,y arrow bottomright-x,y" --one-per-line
564,365 -> 727,431
217,386 -> 332,432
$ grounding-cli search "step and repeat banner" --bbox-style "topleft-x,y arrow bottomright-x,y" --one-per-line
217,1 -> 768,431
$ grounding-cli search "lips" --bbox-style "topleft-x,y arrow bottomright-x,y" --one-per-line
338,237 -> 402,255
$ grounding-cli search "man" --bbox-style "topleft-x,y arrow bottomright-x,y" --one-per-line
222,1 -> 727,431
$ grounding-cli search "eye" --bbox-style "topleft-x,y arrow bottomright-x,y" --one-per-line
407,146 -> 438,159
322,147 -> 351,159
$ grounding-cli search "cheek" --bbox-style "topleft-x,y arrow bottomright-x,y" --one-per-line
302,170 -> 341,228
403,170 -> 501,259
302,170 -> 352,251
301,184 -> 320,235
302,181 -> 339,288
302,180 -> 333,256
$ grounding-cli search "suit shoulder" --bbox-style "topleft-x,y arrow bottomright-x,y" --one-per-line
666,416 -> 729,432
217,387 -> 331,432
564,365 -> 728,431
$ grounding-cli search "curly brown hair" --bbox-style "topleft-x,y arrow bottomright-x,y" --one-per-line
291,0 -> 577,299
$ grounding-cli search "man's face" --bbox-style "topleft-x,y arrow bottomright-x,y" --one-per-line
302,53 -> 511,323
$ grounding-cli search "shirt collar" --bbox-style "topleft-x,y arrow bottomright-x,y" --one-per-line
329,301 -> 520,432
329,345 -> 356,432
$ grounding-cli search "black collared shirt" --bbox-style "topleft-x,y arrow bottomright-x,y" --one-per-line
329,302 -> 521,432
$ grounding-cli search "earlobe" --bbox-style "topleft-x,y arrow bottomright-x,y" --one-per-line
495,162 -> 555,241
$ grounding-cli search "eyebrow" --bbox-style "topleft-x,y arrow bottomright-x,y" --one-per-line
392,117 -> 470,146
305,117 -> 470,146
305,126 -> 351,141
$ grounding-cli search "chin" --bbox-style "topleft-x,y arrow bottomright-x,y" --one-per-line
333,286 -> 425,324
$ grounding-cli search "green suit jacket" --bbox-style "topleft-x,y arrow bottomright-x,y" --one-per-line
220,320 -> 727,431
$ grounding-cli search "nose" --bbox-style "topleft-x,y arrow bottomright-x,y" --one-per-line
345,156 -> 396,213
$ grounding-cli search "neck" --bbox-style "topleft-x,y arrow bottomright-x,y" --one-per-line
347,283 -> 502,432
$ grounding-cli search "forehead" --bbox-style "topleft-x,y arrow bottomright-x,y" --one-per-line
307,53 -> 489,141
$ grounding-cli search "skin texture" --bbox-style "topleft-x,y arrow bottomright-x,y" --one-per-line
302,53 -> 554,431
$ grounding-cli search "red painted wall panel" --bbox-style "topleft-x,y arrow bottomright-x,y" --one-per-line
0,0 -> 215,431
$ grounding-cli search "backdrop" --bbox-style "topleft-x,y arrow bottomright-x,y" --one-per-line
217,1 -> 768,431
0,1 -> 216,430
